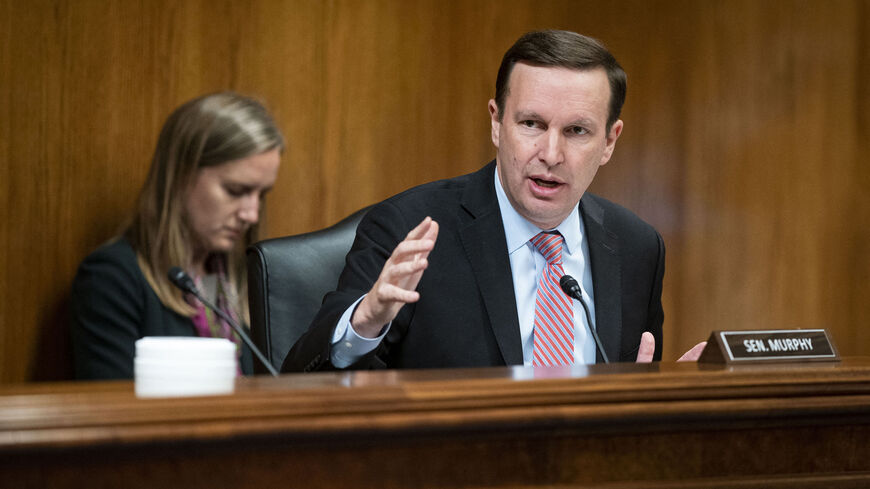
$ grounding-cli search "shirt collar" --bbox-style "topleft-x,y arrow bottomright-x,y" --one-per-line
494,167 -> 583,256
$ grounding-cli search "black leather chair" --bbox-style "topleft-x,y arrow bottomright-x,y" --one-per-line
246,207 -> 370,374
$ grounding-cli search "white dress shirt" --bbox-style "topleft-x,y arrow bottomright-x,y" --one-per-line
329,167 -> 597,367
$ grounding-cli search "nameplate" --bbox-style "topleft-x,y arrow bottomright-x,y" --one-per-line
698,329 -> 839,364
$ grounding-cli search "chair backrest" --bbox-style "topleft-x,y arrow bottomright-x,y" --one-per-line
246,207 -> 369,374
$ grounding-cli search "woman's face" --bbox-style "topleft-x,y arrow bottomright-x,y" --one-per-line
184,148 -> 281,256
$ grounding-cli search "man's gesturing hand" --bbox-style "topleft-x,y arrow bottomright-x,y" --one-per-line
635,332 -> 707,363
351,217 -> 439,338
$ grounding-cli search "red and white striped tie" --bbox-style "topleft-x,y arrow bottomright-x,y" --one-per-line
530,232 -> 574,366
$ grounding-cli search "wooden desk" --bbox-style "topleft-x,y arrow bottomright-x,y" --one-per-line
2,359 -> 870,488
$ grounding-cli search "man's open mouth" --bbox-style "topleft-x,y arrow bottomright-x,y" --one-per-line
532,178 -> 560,188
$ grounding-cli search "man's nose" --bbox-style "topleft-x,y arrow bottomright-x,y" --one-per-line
537,130 -> 564,166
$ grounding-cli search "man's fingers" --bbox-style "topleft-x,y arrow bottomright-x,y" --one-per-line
391,238 -> 436,260
635,331 -> 656,363
351,217 -> 438,335
401,218 -> 439,256
405,216 -> 434,240
677,341 -> 707,362
423,219 -> 439,241
375,283 -> 421,304
383,257 -> 428,281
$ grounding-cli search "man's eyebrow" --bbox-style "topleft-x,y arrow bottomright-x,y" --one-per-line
513,111 -> 599,131
567,118 -> 596,128
514,110 -> 542,120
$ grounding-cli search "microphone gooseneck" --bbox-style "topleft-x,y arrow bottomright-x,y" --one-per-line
559,275 -> 610,364
168,266 -> 197,295
167,267 -> 279,377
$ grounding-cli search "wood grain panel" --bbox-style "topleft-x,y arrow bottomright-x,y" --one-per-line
0,0 -> 10,381
1,0 -> 868,383
672,0 -> 869,359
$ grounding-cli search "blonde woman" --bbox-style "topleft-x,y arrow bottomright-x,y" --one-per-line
71,92 -> 284,379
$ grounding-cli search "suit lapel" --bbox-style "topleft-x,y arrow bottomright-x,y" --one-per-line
457,162 -> 524,365
580,195 -> 623,363
452,164 -> 623,365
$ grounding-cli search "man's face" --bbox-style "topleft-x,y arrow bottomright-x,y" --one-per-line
489,63 -> 623,230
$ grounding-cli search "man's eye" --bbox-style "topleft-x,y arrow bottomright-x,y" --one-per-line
569,126 -> 589,136
521,120 -> 539,128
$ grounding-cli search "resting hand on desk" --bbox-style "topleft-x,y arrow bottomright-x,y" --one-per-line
351,217 -> 439,338
635,332 -> 707,363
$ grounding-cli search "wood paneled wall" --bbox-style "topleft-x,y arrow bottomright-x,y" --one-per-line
1,0 -> 867,383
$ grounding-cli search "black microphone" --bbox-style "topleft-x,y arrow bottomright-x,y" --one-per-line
559,275 -> 610,364
168,266 -> 278,377
168,266 -> 197,295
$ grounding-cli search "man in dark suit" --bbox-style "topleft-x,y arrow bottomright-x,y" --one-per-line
283,30 -> 702,372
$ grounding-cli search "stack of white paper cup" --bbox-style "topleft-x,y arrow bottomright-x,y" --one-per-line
134,337 -> 237,398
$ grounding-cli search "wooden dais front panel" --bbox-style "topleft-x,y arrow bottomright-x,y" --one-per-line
2,359 -> 870,488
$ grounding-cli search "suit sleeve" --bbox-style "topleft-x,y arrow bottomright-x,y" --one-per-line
70,245 -> 145,380
648,230 -> 665,361
281,201 -> 411,372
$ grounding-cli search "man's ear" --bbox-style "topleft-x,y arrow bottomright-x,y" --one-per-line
600,119 -> 624,165
488,99 -> 500,148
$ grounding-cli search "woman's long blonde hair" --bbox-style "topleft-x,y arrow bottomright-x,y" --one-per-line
126,92 -> 284,317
